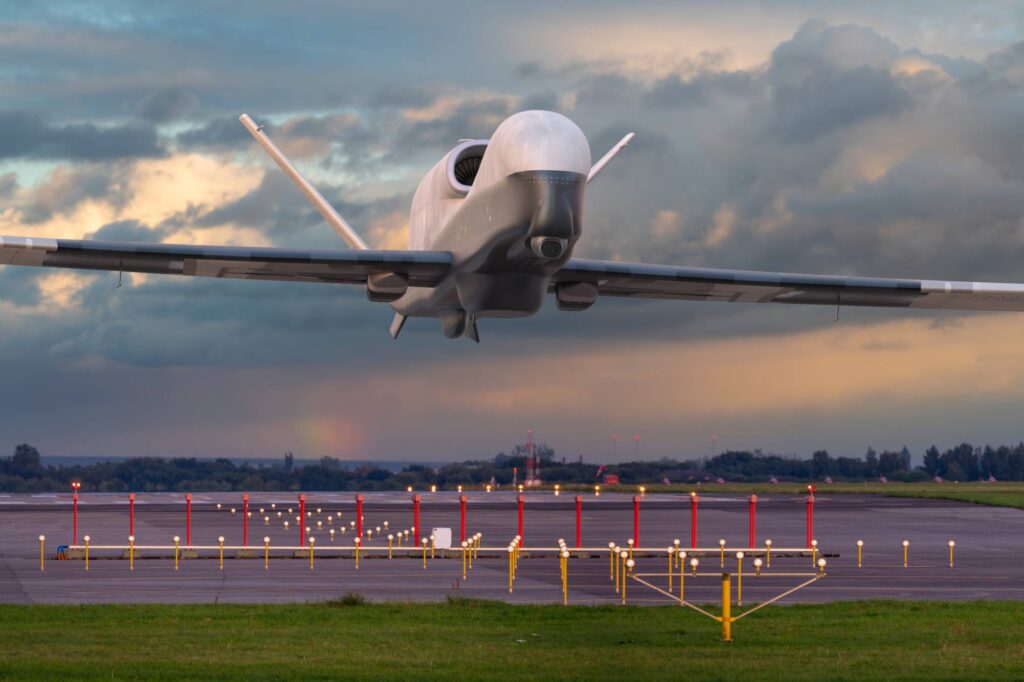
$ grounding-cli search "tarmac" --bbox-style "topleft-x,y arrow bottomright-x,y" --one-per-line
1,490 -> 1022,605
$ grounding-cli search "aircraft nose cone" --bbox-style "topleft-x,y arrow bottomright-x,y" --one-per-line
472,110 -> 591,190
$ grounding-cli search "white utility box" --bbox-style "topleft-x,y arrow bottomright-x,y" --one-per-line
431,527 -> 452,549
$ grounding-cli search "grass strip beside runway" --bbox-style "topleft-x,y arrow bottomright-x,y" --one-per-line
630,481 -> 1024,509
1,599 -> 1022,680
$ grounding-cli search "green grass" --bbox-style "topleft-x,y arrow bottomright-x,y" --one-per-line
560,481 -> 1024,509
2,600 -> 1022,680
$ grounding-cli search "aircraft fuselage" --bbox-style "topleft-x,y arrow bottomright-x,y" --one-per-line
391,110 -> 591,337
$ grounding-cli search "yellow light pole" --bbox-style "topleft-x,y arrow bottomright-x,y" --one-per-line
690,557 -> 699,577
308,537 -> 316,570
736,551 -> 745,606
618,550 -> 628,595
678,551 -> 687,603
753,557 -> 763,576
217,536 -> 224,571
811,539 -> 818,567
129,535 -> 136,571
856,539 -> 864,568
721,573 -> 732,642
560,550 -> 570,605
948,540 -> 956,568
667,546 -> 674,591
817,558 -> 827,577
83,535 -> 90,571
902,540 -> 909,568
719,539 -> 726,568
672,539 -> 680,569
461,540 -> 468,579
173,536 -> 180,571
608,543 -> 616,580
421,538 -> 428,570
429,534 -> 436,559
764,539 -> 772,568
38,535 -> 45,571
623,559 -> 634,605
263,536 -> 270,570
354,538 -> 361,569
627,538 -> 634,562
508,545 -> 514,592
387,534 -> 394,559
330,528 -> 335,543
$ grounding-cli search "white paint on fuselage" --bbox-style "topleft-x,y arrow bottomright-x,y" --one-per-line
393,110 -> 591,319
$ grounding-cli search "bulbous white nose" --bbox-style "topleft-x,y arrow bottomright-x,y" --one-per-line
471,110 -> 591,192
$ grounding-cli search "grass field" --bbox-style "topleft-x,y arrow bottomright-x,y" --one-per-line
561,481 -> 1024,509
2,599 -> 1022,680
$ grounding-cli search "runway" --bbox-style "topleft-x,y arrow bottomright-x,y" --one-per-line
1,491 -> 1022,605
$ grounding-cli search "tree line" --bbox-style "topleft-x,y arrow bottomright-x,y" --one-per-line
2,440 -> 1023,492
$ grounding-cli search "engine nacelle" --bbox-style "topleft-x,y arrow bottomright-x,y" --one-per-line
408,140 -> 488,251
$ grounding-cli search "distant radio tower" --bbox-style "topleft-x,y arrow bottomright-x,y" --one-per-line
525,428 -> 541,487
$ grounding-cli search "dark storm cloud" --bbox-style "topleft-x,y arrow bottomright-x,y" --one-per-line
0,111 -> 164,161
88,219 -> 171,243
768,65 -> 909,141
137,86 -> 200,123
0,172 -> 16,198
19,166 -> 120,224
175,116 -> 256,151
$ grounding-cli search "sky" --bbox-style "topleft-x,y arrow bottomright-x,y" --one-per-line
2,1 -> 1024,463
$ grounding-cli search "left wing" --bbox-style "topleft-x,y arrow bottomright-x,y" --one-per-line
552,258 -> 1024,311
0,235 -> 451,289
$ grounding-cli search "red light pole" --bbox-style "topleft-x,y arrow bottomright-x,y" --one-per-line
129,492 -> 135,538
633,495 -> 641,546
517,494 -> 524,544
185,493 -> 192,546
459,494 -> 467,543
71,481 -> 81,544
690,492 -> 698,548
412,494 -> 421,544
356,494 -> 363,539
806,485 -> 816,548
748,495 -> 757,548
299,494 -> 306,546
574,495 -> 582,548
242,493 -> 249,547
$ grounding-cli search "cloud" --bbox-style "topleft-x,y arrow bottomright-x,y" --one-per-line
137,86 -> 200,123
0,110 -> 164,160
3,9 -> 1024,458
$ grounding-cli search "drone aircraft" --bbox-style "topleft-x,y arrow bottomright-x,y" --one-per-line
3,109 -> 1024,341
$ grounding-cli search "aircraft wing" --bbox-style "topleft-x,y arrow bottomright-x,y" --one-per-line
553,258 -> 1024,311
0,235 -> 451,287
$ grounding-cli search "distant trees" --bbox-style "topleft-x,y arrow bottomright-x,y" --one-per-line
2,439 -> 1024,492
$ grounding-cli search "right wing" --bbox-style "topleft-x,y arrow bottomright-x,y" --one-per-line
553,258 -> 1024,311
0,235 -> 450,288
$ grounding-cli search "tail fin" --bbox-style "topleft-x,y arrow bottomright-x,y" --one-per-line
239,114 -> 369,250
